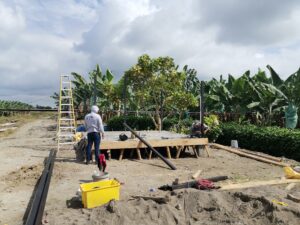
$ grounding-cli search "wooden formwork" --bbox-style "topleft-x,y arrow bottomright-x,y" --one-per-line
100,136 -> 209,160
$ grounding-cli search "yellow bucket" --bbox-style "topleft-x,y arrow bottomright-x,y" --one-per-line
80,179 -> 120,208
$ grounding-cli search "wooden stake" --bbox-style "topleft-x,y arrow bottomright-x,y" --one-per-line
192,170 -> 202,180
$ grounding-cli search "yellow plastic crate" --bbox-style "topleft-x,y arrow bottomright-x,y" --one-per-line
80,179 -> 120,208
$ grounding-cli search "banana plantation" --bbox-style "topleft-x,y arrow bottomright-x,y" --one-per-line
62,54 -> 299,129
0,100 -> 33,116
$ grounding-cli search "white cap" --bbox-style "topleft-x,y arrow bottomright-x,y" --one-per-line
91,105 -> 99,113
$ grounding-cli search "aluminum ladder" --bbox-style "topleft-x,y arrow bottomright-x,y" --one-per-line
57,75 -> 76,150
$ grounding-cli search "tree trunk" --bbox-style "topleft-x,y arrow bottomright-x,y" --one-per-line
155,108 -> 162,131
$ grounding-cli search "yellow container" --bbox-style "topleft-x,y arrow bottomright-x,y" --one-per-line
80,179 -> 120,208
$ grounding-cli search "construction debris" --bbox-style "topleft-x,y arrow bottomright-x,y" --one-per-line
287,193 -> 300,203
159,176 -> 228,191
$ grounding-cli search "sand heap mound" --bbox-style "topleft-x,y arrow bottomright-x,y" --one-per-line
80,189 -> 300,225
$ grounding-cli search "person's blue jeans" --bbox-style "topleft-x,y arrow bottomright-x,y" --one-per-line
86,132 -> 101,163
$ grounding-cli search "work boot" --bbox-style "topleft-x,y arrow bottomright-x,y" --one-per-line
86,160 -> 90,165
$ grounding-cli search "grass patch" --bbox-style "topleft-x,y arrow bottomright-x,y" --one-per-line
0,112 -> 56,137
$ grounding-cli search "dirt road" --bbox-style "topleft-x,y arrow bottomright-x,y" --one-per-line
1,118 -> 300,225
0,117 -> 56,225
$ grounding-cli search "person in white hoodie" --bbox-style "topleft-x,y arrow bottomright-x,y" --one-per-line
84,105 -> 105,165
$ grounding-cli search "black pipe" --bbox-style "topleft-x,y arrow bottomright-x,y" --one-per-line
123,122 -> 176,170
25,150 -> 56,225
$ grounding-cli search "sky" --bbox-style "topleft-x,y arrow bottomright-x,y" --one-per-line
0,0 -> 300,107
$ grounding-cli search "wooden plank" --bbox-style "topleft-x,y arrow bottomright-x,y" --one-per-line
211,143 -> 289,167
285,183 -> 296,191
220,179 -> 300,190
238,148 -> 282,162
101,138 -> 208,150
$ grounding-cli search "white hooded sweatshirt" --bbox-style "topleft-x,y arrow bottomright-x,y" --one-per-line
84,106 -> 104,134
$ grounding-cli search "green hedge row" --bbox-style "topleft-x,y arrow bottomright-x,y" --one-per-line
216,123 -> 300,161
106,115 -> 192,131
107,115 -> 155,131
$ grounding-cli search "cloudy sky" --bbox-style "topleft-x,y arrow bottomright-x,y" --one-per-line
0,0 -> 300,106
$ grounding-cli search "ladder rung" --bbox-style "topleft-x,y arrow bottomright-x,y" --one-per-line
62,81 -> 70,84
60,111 -> 73,113
61,104 -> 72,106
61,96 -> 71,99
62,89 -> 71,91
60,127 -> 75,129
60,118 -> 75,121
58,134 -> 74,137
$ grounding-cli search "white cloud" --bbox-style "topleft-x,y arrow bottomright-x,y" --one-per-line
0,0 -> 300,106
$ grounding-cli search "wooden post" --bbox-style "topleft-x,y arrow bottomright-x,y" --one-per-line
192,146 -> 199,158
136,148 -> 142,160
204,145 -> 210,157
119,149 -> 124,161
107,149 -> 111,160
176,146 -> 183,159
148,149 -> 153,160
166,146 -> 171,159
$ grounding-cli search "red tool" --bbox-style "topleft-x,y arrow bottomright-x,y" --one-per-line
98,154 -> 106,172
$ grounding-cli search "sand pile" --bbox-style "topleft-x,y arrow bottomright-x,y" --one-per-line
77,189 -> 300,225
2,164 -> 43,186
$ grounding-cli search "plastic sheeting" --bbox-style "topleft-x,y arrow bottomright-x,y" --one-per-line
285,103 -> 298,129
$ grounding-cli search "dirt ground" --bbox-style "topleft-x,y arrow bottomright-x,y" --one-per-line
1,118 -> 300,225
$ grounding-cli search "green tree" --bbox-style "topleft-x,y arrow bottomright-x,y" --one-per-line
125,54 -> 197,130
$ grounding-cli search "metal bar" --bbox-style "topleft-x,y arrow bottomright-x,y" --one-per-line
123,75 -> 127,126
200,81 -> 204,124
123,122 -> 176,170
93,72 -> 97,105
25,150 -> 56,225
0,109 -> 58,112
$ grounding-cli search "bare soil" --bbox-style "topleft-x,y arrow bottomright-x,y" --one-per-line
0,118 -> 300,225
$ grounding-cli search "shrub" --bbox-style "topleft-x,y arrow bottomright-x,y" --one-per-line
204,115 -> 222,142
162,118 -> 179,130
216,122 -> 300,161
107,115 -> 155,131
169,118 -> 194,134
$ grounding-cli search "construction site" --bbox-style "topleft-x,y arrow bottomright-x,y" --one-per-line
0,74 -> 300,225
